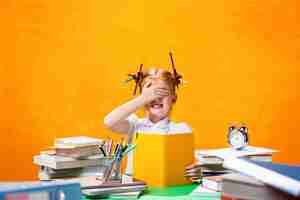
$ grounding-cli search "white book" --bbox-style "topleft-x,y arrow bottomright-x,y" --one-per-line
195,146 -> 278,160
38,165 -> 105,180
33,154 -> 105,169
196,154 -> 273,165
55,136 -> 103,148
223,158 -> 300,197
196,155 -> 223,165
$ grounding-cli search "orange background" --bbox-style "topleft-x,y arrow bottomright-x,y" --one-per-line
1,0 -> 299,180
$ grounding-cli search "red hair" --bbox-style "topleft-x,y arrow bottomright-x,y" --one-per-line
142,68 -> 177,96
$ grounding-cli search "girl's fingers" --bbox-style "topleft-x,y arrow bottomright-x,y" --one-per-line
154,90 -> 170,97
155,86 -> 169,91
155,88 -> 170,92
158,90 -> 170,95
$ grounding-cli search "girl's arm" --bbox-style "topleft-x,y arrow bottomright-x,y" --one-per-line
103,95 -> 147,134
103,82 -> 170,134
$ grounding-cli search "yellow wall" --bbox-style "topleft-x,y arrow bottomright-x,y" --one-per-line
2,0 -> 299,180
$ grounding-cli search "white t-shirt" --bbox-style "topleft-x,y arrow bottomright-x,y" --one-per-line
124,114 -> 192,175
127,114 -> 192,137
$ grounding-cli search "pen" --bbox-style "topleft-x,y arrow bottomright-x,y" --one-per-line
108,139 -> 113,157
99,146 -> 106,157
113,144 -> 123,179
114,143 -> 120,155
122,144 -> 137,156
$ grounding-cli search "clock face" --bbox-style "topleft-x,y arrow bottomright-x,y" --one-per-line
228,128 -> 248,150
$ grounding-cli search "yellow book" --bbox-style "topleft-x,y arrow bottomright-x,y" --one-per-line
133,133 -> 194,187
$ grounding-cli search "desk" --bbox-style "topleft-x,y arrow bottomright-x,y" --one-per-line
81,184 -> 221,200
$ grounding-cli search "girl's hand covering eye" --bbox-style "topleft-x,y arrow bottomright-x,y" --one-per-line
141,81 -> 170,103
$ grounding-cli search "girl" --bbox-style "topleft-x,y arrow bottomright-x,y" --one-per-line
103,67 -> 192,178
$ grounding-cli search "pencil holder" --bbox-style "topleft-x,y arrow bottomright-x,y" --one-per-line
101,157 -> 122,182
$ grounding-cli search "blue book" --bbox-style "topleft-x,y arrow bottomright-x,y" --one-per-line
0,181 -> 81,200
223,157 -> 300,197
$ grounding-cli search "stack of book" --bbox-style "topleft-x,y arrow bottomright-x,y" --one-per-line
33,136 -> 106,180
221,158 -> 300,200
185,163 -> 230,183
34,136 -> 147,199
186,146 -> 278,199
186,146 -> 277,183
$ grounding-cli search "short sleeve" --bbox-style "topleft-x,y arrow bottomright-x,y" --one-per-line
126,114 -> 139,143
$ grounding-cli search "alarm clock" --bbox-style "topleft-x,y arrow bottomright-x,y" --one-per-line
227,125 -> 249,150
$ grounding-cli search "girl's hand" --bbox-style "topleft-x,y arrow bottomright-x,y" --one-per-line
141,81 -> 170,103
